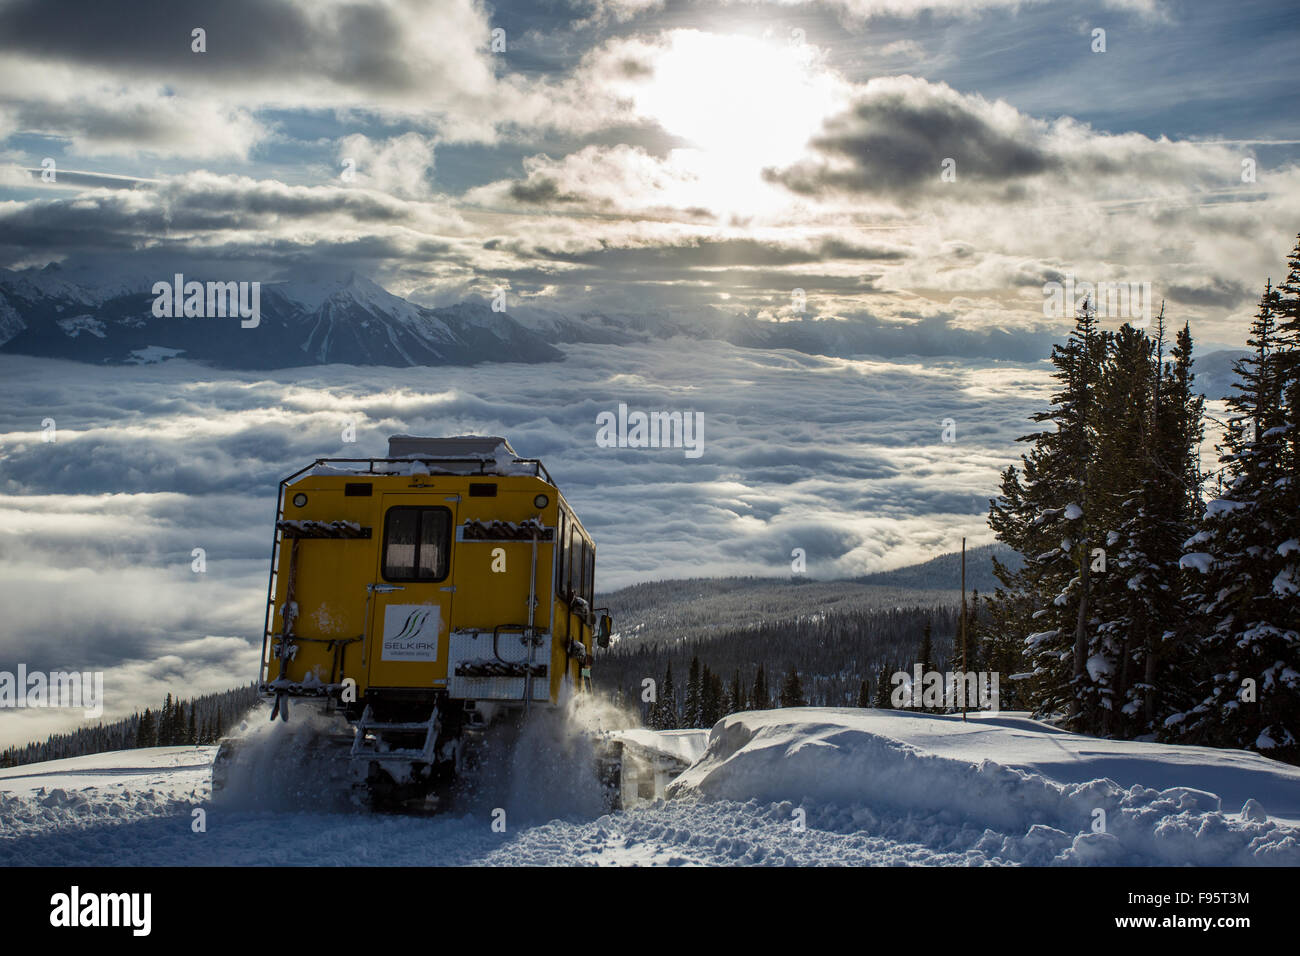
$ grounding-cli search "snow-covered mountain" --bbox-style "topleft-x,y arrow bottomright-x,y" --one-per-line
0,265 -> 563,369
1193,348 -> 1253,401
0,262 -> 1073,369
1,264 -> 1253,379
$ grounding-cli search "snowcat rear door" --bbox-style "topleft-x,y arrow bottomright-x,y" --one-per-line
366,496 -> 457,690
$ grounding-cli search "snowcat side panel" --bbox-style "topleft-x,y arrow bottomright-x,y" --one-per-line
266,484 -> 379,692
551,497 -> 597,699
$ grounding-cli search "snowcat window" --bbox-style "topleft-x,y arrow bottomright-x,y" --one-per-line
574,535 -> 587,603
583,540 -> 595,604
556,510 -> 570,596
568,524 -> 581,596
382,506 -> 451,582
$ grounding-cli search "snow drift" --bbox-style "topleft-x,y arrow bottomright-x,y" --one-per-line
3,709 -> 1298,866
668,709 -> 1300,865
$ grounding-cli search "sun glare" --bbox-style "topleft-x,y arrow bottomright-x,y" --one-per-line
632,31 -> 847,212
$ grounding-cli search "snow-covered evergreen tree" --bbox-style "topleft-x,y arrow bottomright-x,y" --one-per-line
1174,278 -> 1300,762
135,708 -> 156,748
751,665 -> 769,710
918,620 -> 935,673
872,664 -> 894,708
778,666 -> 806,707
989,299 -> 1110,731
988,299 -> 1206,738
729,669 -> 745,714
700,665 -> 722,726
1087,317 -> 1202,737
652,663 -> 678,729
684,656 -> 702,727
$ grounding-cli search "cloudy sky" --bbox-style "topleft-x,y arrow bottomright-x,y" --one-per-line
1,0 -> 1297,742
1,0 -> 1298,343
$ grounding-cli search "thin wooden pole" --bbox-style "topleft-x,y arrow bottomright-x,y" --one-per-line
961,537 -> 967,722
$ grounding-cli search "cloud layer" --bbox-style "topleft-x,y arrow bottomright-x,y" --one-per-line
0,342 -> 1050,742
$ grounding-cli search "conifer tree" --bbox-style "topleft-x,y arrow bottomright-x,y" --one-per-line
684,656 -> 702,727
914,620 -> 935,711
1270,235 -> 1300,673
1127,319 -> 1204,730
700,665 -> 721,726
1090,322 -> 1159,734
751,665 -> 769,710
964,589 -> 982,672
856,679 -> 871,707
989,298 -> 1111,732
778,666 -> 806,707
136,708 -> 156,748
1174,279 -> 1299,761
872,664 -> 895,708
160,694 -> 174,746
657,663 -> 678,730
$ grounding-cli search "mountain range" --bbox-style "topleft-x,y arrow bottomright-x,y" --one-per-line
598,543 -> 1022,648
0,263 -> 1252,383
0,265 -> 562,369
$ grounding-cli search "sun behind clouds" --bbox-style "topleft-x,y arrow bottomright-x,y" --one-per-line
627,30 -> 848,214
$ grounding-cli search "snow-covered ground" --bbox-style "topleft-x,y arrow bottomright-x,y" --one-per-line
1,710 -> 1297,866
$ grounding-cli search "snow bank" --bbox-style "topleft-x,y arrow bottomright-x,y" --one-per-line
5,714 -> 1299,867
0,746 -> 214,849
668,709 -> 1300,865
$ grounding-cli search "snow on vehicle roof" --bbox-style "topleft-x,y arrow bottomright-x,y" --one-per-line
386,435 -> 516,459
296,435 -> 547,480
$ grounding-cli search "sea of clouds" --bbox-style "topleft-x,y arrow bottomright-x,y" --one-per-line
0,338 -> 1052,743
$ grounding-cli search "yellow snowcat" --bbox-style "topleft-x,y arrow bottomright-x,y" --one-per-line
212,435 -> 617,810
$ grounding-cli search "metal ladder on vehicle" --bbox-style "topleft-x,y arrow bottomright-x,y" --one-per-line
258,489 -> 288,696
349,704 -> 440,765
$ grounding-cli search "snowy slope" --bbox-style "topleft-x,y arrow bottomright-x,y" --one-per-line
2,714 -> 1297,866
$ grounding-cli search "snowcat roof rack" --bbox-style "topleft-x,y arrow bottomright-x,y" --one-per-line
287,456 -> 553,482
276,436 -> 554,485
